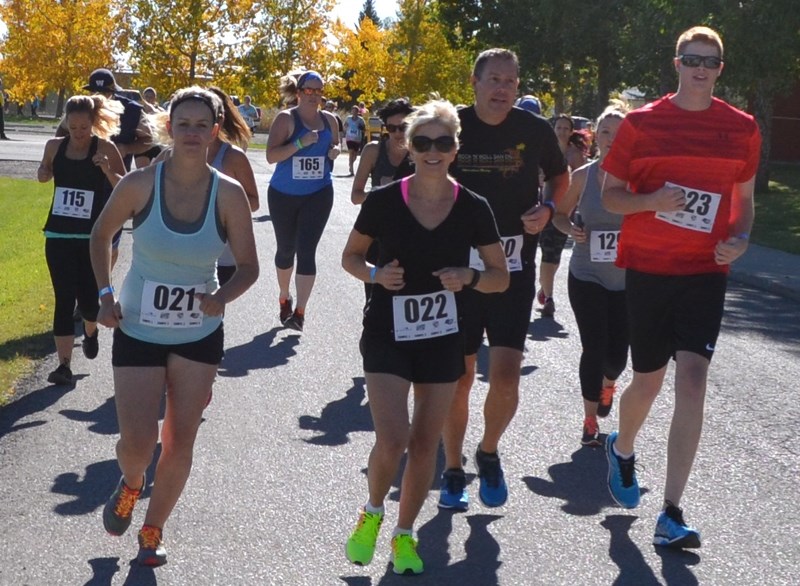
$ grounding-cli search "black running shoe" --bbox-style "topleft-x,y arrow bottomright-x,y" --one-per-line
279,297 -> 293,324
285,310 -> 304,332
47,364 -> 73,386
103,476 -> 144,536
82,328 -> 99,360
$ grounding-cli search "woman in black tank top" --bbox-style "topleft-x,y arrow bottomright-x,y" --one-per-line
37,94 -> 125,386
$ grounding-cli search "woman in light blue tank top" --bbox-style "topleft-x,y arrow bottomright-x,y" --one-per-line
89,87 -> 259,567
266,71 -> 342,332
552,102 -> 630,447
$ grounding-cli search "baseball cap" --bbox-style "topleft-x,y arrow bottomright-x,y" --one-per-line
83,69 -> 121,93
516,95 -> 541,115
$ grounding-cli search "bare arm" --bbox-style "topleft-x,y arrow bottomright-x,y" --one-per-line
322,111 -> 341,161
342,230 -> 405,291
115,114 -> 155,158
350,142 -> 379,205
602,172 -> 686,215
552,165 -> 588,243
226,147 -> 260,211
266,110 -> 304,164
432,241 -> 509,294
93,140 -> 126,187
521,169 -> 569,234
714,175 -> 755,265
37,138 -> 60,182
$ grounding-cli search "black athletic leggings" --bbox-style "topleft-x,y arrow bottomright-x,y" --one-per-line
268,184 -> 334,274
567,272 -> 629,402
45,238 -> 99,336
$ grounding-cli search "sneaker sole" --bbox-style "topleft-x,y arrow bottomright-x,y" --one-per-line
654,533 -> 701,549
47,374 -> 73,386
437,499 -> 469,511
582,438 -> 602,447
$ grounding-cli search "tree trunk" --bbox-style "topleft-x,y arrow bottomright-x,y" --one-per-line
56,88 -> 66,119
752,83 -> 773,193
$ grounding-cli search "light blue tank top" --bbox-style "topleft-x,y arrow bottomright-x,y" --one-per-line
269,108 -> 333,195
119,162 -> 226,344
569,161 -> 626,291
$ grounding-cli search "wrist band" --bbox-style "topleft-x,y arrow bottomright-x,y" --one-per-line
542,200 -> 556,214
465,269 -> 481,289
369,267 -> 378,283
294,138 -> 303,150
98,285 -> 114,298
737,232 -> 749,240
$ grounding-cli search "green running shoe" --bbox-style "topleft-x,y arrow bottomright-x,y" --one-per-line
391,534 -> 423,575
346,509 -> 383,565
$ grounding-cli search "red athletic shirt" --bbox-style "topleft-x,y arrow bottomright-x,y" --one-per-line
602,96 -> 761,275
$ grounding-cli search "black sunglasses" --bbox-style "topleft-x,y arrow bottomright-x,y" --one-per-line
678,54 -> 722,69
385,123 -> 408,133
410,135 -> 456,153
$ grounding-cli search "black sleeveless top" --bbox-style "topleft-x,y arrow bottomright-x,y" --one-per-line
43,136 -> 108,235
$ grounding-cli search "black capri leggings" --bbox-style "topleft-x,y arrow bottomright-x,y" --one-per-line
268,184 -> 334,274
567,272 -> 629,402
45,238 -> 99,336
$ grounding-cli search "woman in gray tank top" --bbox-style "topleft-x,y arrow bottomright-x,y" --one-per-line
552,102 -> 630,447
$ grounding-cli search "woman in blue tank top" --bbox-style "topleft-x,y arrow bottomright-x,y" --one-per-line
266,70 -> 341,332
90,87 -> 259,568
37,94 -> 125,386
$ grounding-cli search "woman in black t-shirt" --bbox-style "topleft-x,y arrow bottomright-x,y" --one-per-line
341,99 -> 509,575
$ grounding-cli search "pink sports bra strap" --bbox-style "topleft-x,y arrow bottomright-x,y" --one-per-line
400,176 -> 459,206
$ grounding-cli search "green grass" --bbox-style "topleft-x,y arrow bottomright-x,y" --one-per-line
754,163 -> 800,254
0,178 -> 55,404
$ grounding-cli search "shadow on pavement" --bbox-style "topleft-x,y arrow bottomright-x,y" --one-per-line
218,328 -> 300,377
121,560 -> 157,585
299,376 -> 373,445
83,556 -> 120,585
723,283 -> 800,358
528,314 -> 570,343
601,514 -> 661,585
52,445 -> 161,516
60,395 -> 119,435
0,382 -> 72,439
656,546 -> 700,586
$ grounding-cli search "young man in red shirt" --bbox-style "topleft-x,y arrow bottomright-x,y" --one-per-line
601,26 -> 761,548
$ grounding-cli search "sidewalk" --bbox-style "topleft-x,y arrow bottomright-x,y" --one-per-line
729,243 -> 800,302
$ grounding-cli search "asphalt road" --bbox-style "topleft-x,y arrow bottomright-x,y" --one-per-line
1,132 -> 798,585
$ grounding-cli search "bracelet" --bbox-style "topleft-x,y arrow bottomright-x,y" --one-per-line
98,285 -> 114,299
465,268 -> 481,289
294,138 -> 304,150
542,200 -> 556,215
737,232 -> 749,240
369,266 -> 378,283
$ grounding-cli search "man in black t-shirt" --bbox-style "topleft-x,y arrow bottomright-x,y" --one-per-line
439,48 -> 569,511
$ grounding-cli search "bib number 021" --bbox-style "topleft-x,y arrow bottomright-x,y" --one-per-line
140,280 -> 206,328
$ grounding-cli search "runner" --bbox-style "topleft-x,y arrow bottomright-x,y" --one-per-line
266,71 -> 340,332
344,105 -> 366,175
551,101 -> 629,446
439,48 -> 569,510
602,26 -> 761,549
37,94 -> 125,386
342,99 -> 508,575
90,87 -> 258,566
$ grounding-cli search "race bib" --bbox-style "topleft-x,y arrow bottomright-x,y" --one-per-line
590,230 -> 619,263
469,235 -> 524,272
140,280 -> 206,328
392,290 -> 458,341
655,182 -> 721,233
52,186 -> 94,219
292,156 -> 324,180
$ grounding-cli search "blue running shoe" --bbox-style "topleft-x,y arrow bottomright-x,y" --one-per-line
653,503 -> 701,549
438,468 -> 469,511
475,446 -> 507,507
605,431 -> 640,508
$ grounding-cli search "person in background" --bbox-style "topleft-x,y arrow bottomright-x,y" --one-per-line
551,101 -> 630,446
344,105 -> 367,176
37,94 -> 125,385
325,100 -> 345,148
602,26 -> 760,549
266,70 -> 340,332
237,95 -> 260,135
535,113 -> 589,318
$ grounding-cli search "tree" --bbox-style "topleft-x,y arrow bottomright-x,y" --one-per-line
240,0 -> 335,107
328,16 -> 392,106
128,0 -> 254,99
0,0 -> 123,116
358,0 -> 382,29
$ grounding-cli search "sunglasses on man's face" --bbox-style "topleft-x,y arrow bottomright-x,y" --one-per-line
410,135 -> 456,153
385,123 -> 408,133
678,54 -> 722,69
299,87 -> 323,96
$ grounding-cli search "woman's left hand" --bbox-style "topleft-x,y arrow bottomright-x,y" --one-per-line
194,292 -> 225,317
433,267 -> 472,292
328,144 -> 340,160
92,153 -> 111,173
